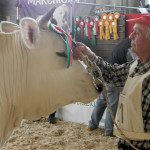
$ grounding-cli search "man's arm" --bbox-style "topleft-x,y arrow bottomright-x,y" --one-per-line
72,42 -> 130,87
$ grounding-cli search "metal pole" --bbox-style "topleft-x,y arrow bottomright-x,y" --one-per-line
139,0 -> 143,8
16,0 -> 21,24
74,1 -> 139,10
70,2 -> 73,38
126,0 -> 129,14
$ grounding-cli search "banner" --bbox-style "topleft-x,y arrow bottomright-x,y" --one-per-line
20,0 -> 96,19
56,100 -> 105,126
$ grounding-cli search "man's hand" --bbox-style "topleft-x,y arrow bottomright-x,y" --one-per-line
72,42 -> 94,61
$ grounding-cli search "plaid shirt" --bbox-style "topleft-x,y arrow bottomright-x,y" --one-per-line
94,56 -> 150,149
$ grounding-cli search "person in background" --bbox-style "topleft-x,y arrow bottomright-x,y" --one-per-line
87,38 -> 137,137
137,4 -> 150,13
72,15 -> 150,150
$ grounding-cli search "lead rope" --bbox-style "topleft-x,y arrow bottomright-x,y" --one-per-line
81,53 -> 139,150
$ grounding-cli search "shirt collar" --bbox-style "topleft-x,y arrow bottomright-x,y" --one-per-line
130,59 -> 150,77
137,59 -> 150,73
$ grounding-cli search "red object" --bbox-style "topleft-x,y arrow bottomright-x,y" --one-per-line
124,14 -> 148,37
52,25 -> 73,67
95,21 -> 99,35
88,19 -> 94,39
126,14 -> 150,27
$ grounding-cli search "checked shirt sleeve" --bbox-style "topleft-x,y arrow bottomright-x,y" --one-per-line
94,56 -> 131,87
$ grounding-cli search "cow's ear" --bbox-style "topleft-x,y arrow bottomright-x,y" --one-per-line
0,21 -> 20,33
20,17 -> 40,49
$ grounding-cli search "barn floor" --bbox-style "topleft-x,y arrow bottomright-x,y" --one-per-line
2,118 -> 118,150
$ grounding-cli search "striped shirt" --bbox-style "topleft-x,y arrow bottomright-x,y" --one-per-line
94,56 -> 150,149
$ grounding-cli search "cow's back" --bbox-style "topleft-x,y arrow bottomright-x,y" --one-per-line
0,31 -> 28,148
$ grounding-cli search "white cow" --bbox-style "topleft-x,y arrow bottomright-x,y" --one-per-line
0,7 -> 98,149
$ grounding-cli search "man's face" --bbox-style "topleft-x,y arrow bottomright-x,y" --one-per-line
129,23 -> 150,60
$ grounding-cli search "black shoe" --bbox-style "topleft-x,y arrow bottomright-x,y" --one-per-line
32,117 -> 42,122
105,134 -> 116,137
48,115 -> 56,124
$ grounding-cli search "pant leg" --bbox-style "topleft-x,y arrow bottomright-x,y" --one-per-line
48,111 -> 56,124
104,84 -> 122,136
88,91 -> 107,129
49,111 -> 56,117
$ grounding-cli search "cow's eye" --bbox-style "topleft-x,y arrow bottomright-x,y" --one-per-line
56,51 -> 67,58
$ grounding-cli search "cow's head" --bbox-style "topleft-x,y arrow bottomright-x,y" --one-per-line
0,6 -> 69,59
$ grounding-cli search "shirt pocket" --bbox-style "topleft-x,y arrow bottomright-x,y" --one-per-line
117,93 -> 129,130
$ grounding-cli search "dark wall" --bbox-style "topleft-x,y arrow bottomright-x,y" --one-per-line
0,0 -> 95,24
0,0 -> 147,24
0,0 -> 17,23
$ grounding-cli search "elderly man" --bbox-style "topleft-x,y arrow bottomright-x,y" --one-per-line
87,38 -> 132,137
72,15 -> 150,150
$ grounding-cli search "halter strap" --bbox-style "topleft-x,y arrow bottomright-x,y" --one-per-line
49,23 -> 73,68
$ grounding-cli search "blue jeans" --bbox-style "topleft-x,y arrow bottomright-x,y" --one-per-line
88,84 -> 122,136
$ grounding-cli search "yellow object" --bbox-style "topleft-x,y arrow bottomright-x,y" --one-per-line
101,13 -> 108,20
108,13 -> 114,34
114,12 -> 120,20
104,20 -> 110,40
98,19 -> 105,40
112,12 -> 120,40
98,13 -> 108,40
98,12 -> 120,40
